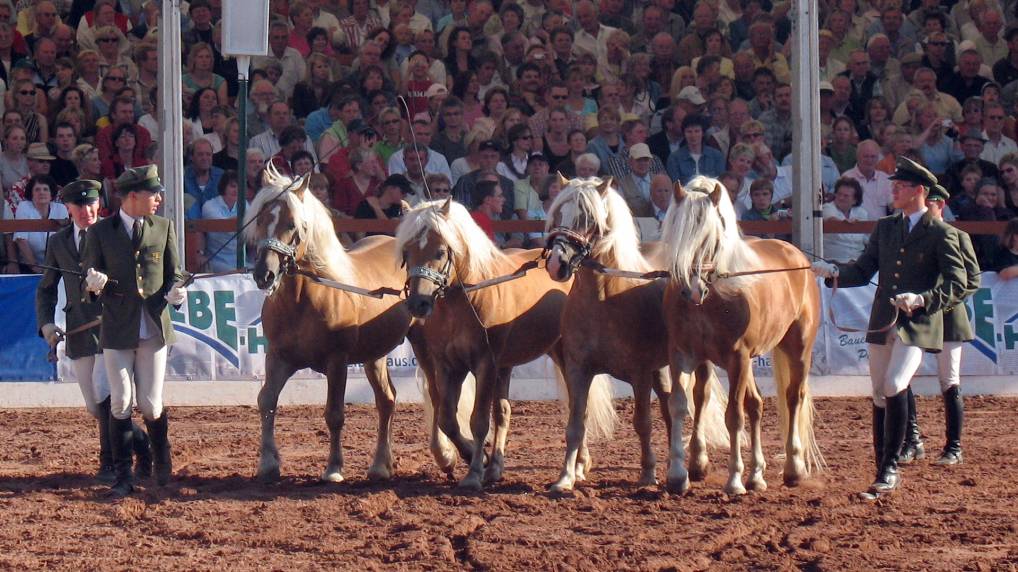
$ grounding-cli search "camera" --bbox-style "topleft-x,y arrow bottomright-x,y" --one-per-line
942,119 -> 958,139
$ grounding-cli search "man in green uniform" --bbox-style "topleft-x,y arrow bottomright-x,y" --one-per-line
82,165 -> 187,497
812,157 -> 968,499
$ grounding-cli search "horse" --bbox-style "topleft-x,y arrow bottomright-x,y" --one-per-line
658,175 -> 824,495
542,175 -> 730,492
244,165 -> 421,483
395,198 -> 616,491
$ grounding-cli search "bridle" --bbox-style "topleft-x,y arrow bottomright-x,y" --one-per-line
255,214 -> 302,293
407,251 -> 454,299
545,226 -> 595,274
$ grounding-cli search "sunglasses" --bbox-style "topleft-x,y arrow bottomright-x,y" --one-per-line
106,76 -> 125,82
745,132 -> 764,137
432,187 -> 451,193
19,89 -> 35,95
383,118 -> 401,125
98,37 -> 118,43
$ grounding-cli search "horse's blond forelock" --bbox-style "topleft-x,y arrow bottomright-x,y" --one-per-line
396,199 -> 508,282
660,175 -> 760,293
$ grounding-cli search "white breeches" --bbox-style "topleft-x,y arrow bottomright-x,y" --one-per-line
936,341 -> 962,392
868,334 -> 923,407
103,336 -> 167,420
71,354 -> 111,418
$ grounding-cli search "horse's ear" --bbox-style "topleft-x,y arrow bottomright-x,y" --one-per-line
709,182 -> 724,206
439,197 -> 452,216
292,173 -> 310,199
557,171 -> 570,188
596,176 -> 613,197
673,181 -> 686,203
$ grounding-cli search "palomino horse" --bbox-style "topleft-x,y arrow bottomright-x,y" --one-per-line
543,176 -> 730,492
396,198 -> 616,491
658,176 -> 824,495
244,166 -> 414,483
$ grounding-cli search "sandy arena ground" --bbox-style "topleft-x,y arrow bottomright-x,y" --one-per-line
1,395 -> 1017,571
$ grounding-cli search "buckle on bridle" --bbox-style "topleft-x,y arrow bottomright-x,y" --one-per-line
407,254 -> 453,298
258,237 -> 297,259
546,226 -> 593,270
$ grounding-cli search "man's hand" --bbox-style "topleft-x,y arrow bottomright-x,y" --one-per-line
892,292 -> 925,315
811,261 -> 839,279
164,279 -> 187,306
41,323 -> 63,347
84,268 -> 108,293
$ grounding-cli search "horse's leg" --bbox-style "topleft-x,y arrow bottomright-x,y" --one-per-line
665,351 -> 692,493
363,356 -> 397,480
688,361 -> 712,481
459,360 -> 496,491
436,366 -> 475,466
550,363 -> 593,493
723,357 -> 752,496
257,352 -> 299,482
633,374 -> 657,487
322,356 -> 350,483
743,376 -> 767,491
484,366 -> 513,484
777,334 -> 811,487
652,367 -> 672,449
408,329 -> 458,474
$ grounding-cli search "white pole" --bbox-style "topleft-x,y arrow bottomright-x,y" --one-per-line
791,0 -> 823,256
159,0 -> 185,258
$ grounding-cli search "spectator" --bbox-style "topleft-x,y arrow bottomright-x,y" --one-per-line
11,79 -> 47,143
944,48 -> 989,104
312,95 -> 362,160
252,20 -> 306,99
339,0 -> 384,53
758,83 -> 793,161
12,174 -> 65,272
726,142 -> 755,215
183,138 -> 224,218
944,130 -> 1000,191
617,143 -> 655,217
182,0 -> 214,47
186,88 -> 220,149
604,119 -> 664,179
497,123 -> 531,182
251,101 -> 317,164
100,123 -> 148,180
892,67 -> 962,126
200,170 -> 246,272
573,152 -> 601,179
911,102 -> 963,177
49,121 -> 78,187
374,106 -> 404,164
244,148 -> 266,202
741,178 -> 789,223
324,118 -> 379,182
450,126 -> 488,185
387,117 -> 451,180
647,173 -> 673,224
573,0 -> 618,63
287,2 -> 316,58
949,163 -> 985,213
959,178 -> 1013,267
469,179 -> 507,242
747,67 -> 776,118
354,173 -> 411,239
292,53 -> 337,120
992,25 -> 1018,87
513,151 -> 548,222
22,0 -> 58,53
554,129 -> 590,178
981,102 -> 1018,164
972,9 -> 1006,69
993,218 -> 1018,279
269,125 -> 314,177
648,105 -> 685,166
213,117 -> 241,172
842,139 -> 894,219
182,42 -> 227,105
291,150 -> 316,178
857,96 -> 893,143
822,177 -> 870,263
0,124 -> 28,194
666,114 -> 725,184
453,139 -> 514,217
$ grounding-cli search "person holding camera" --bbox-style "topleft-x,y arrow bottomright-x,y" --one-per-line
911,102 -> 962,178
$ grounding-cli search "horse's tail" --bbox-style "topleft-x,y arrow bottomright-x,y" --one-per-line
417,367 -> 477,441
772,350 -> 826,474
693,363 -> 731,450
553,367 -> 617,442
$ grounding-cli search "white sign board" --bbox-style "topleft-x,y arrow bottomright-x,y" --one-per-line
221,0 -> 269,56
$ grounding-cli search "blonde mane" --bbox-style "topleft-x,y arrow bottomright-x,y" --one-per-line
546,177 -> 654,273
659,175 -> 761,293
395,199 -> 510,283
243,167 -> 354,283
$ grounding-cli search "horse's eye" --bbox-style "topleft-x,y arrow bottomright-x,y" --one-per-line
287,222 -> 296,231
434,249 -> 446,260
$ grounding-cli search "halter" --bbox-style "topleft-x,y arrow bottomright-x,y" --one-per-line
546,226 -> 595,273
407,253 -> 454,298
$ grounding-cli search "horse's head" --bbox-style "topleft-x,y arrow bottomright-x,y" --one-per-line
398,198 -> 458,318
665,177 -> 729,305
545,174 -> 613,282
244,167 -> 312,295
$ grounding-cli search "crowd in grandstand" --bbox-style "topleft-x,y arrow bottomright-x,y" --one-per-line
1,0 -> 1017,277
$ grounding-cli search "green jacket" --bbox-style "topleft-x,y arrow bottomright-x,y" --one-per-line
833,211 -> 968,350
942,228 -> 980,343
82,212 -> 181,350
35,225 -> 101,359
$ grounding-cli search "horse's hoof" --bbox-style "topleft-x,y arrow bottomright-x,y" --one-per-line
746,475 -> 767,492
637,473 -> 658,487
367,466 -> 391,481
457,474 -> 484,491
321,470 -> 345,483
783,458 -> 807,487
256,465 -> 281,484
724,479 -> 748,496
665,475 -> 690,494
689,462 -> 710,482
549,479 -> 574,493
482,466 -> 504,484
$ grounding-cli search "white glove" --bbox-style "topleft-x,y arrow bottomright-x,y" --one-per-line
164,279 -> 187,306
41,323 -> 63,347
84,268 -> 108,293
811,261 -> 839,279
892,293 -> 924,314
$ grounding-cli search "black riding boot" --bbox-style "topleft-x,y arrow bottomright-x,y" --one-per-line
935,386 -> 964,465
109,416 -> 136,497
871,390 -> 908,494
95,397 -> 115,484
871,404 -> 885,473
145,411 -> 172,486
899,386 -> 926,464
133,423 -> 153,480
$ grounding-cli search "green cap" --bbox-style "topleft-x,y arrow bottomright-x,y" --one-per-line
115,164 -> 163,193
889,156 -> 938,188
927,184 -> 950,202
60,179 -> 102,204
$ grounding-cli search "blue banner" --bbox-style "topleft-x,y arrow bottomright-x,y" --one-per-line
0,275 -> 56,381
